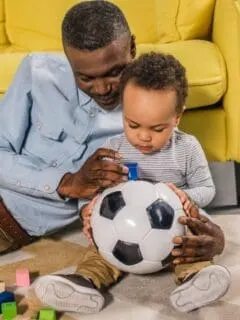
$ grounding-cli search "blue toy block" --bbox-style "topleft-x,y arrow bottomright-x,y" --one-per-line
124,162 -> 139,180
0,291 -> 15,313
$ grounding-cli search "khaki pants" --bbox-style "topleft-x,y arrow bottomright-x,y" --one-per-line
76,245 -> 212,288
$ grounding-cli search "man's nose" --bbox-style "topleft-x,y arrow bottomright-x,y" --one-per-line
93,79 -> 111,95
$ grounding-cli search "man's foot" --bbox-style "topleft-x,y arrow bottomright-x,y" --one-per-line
170,265 -> 231,312
34,274 -> 105,314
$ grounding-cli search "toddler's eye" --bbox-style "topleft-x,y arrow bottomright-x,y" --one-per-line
154,128 -> 165,132
128,124 -> 139,129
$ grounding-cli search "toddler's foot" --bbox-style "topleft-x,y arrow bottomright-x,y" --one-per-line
170,265 -> 231,312
34,274 -> 104,314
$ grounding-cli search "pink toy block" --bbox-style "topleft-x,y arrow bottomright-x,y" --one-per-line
16,268 -> 30,287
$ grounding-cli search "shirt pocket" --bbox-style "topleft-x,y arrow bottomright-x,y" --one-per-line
24,121 -> 88,168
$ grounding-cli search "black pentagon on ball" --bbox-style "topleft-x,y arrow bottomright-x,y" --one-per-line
146,199 -> 174,229
100,191 -> 126,220
113,240 -> 143,265
161,252 -> 173,266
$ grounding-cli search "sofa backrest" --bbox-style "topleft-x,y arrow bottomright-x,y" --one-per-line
4,0 -> 216,51
0,0 -> 7,45
156,0 -> 216,43
110,0 -> 216,44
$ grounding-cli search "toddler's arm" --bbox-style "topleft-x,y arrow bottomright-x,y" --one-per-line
184,136 -> 216,207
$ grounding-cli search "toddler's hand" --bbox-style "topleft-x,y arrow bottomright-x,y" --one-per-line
167,183 -> 200,218
81,196 -> 99,243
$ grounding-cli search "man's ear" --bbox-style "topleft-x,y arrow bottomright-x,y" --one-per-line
130,35 -> 136,58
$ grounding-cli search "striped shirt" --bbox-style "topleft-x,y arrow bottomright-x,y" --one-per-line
103,129 -> 216,208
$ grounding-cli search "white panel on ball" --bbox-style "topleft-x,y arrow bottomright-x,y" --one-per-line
121,180 -> 157,208
170,209 -> 185,237
114,205 -> 151,243
140,229 -> 174,262
155,183 -> 182,210
91,216 -> 118,253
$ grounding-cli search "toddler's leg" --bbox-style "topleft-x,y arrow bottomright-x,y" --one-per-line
34,245 -> 122,314
170,262 -> 231,312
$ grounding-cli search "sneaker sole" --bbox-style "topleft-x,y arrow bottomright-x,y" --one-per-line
170,265 -> 231,312
34,275 -> 105,314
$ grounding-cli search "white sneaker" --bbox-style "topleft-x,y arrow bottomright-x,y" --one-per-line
170,265 -> 231,312
34,274 -> 105,314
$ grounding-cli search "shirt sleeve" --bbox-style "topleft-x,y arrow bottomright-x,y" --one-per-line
183,137 -> 216,208
0,55 -> 67,201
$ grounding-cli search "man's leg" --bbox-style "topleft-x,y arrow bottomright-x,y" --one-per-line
0,200 -> 36,255
34,245 -> 122,314
170,261 -> 231,312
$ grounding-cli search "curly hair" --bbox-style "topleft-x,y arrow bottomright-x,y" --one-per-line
62,1 -> 131,51
120,52 -> 188,114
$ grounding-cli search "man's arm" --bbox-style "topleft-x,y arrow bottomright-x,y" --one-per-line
0,55 -> 67,201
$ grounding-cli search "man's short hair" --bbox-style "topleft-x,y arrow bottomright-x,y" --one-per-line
62,0 -> 131,51
120,52 -> 188,114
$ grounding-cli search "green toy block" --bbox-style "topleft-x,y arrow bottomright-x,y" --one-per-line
39,308 -> 56,320
2,301 -> 17,320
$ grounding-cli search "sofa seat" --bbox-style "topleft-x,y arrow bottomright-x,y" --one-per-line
137,39 -> 226,109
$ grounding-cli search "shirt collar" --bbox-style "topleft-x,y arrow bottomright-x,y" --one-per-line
77,88 -> 92,108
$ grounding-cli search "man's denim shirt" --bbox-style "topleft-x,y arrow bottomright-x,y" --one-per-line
0,54 -> 123,236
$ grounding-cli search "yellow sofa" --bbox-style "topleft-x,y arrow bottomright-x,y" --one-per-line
0,0 -> 240,162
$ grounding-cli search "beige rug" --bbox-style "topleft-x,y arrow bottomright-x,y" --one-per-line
0,212 -> 240,320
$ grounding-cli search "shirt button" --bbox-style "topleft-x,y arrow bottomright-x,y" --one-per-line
89,111 -> 95,118
37,121 -> 42,130
44,184 -> 51,192
51,160 -> 57,167
16,180 -> 21,186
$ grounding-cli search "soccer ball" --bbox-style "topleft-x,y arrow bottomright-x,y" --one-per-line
91,180 -> 185,274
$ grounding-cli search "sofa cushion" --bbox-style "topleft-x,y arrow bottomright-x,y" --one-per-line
137,40 -> 226,109
156,0 -> 216,43
0,51 -> 27,94
109,0 -> 158,44
5,0 -> 86,51
0,0 -> 7,45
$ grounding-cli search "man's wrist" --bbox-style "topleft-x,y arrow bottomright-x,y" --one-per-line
57,173 -> 73,198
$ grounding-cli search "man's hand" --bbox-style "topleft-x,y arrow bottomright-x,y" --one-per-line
81,196 -> 99,243
167,183 -> 199,217
172,214 -> 225,264
57,148 -> 128,199
167,183 -> 225,264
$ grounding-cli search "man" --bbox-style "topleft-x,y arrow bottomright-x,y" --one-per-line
0,0 -> 225,312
